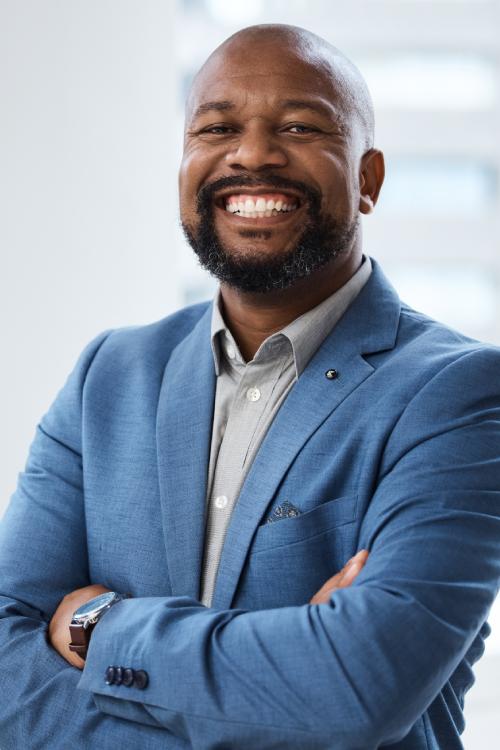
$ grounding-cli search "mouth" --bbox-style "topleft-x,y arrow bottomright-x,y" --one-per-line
214,189 -> 304,220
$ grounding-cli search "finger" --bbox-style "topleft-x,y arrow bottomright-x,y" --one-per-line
310,566 -> 357,603
311,563 -> 362,603
348,549 -> 369,566
339,560 -> 363,587
309,550 -> 369,603
342,549 -> 369,574
309,572 -> 342,603
309,587 -> 338,605
336,550 -> 369,588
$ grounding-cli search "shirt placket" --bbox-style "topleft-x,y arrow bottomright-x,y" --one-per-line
200,355 -> 282,606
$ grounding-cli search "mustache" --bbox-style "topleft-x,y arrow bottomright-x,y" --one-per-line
196,174 -> 321,215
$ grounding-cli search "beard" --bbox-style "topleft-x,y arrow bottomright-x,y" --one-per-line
181,174 -> 359,294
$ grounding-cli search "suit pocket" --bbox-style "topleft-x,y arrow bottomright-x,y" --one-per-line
251,494 -> 358,554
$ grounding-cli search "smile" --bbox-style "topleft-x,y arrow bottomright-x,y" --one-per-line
215,190 -> 303,222
224,193 -> 299,218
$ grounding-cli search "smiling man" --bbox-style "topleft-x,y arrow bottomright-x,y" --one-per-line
1,24 -> 500,750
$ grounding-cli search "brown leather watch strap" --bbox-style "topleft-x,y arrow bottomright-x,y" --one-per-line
69,622 -> 93,659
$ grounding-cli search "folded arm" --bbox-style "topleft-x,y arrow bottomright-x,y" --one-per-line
78,347 -> 500,749
0,332 -> 366,750
0,335 -> 189,749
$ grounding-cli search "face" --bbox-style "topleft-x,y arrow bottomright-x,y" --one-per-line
179,39 -> 375,293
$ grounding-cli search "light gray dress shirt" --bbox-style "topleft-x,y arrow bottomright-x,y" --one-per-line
200,257 -> 372,606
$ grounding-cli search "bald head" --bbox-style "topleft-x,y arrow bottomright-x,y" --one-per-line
187,24 -> 375,150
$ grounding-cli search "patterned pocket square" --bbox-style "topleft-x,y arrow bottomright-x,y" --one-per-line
266,500 -> 302,523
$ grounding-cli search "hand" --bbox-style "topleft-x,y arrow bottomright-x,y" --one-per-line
309,550 -> 369,604
48,583 -> 111,669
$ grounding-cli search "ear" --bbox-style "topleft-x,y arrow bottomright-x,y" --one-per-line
359,149 -> 385,215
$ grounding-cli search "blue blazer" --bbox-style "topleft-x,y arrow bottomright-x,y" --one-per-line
1,260 -> 500,749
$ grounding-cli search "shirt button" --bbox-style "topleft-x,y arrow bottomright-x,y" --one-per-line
214,495 -> 228,509
246,387 -> 261,402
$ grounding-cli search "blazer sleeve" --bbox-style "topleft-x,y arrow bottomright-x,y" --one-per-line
78,346 -> 500,750
0,333 -> 188,750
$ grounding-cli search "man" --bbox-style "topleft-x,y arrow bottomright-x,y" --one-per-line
1,23 -> 499,750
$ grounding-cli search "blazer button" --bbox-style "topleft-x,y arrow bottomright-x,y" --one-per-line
113,666 -> 123,685
122,668 -> 134,687
105,666 -> 116,685
134,670 -> 149,690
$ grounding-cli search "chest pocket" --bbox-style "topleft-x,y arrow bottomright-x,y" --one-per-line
252,494 -> 358,554
233,495 -> 358,609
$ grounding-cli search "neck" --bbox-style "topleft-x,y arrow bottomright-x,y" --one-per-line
219,248 -> 362,362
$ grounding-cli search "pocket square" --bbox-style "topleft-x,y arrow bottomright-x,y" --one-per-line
266,500 -> 302,524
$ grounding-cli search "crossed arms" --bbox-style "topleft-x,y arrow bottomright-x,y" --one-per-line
1,337 -> 500,749
48,550 -> 369,669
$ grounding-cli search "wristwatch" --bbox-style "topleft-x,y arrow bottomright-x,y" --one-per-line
69,591 -> 127,660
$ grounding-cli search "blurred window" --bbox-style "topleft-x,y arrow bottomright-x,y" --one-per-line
359,56 -> 497,110
389,265 -> 497,331
379,159 -> 497,214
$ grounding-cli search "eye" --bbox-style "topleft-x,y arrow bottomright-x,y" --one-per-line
199,124 -> 236,135
284,124 -> 321,134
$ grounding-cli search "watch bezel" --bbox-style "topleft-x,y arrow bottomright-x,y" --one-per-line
71,591 -> 122,625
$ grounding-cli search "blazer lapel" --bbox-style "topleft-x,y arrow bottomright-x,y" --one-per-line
156,305 -> 215,599
212,261 -> 401,608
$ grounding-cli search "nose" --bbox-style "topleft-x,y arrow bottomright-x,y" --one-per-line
225,122 -> 288,172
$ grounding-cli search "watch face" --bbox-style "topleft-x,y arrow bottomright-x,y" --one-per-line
73,592 -> 118,622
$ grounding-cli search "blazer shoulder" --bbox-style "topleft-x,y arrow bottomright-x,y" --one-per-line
89,301 -> 211,370
364,299 -> 500,404
387,303 -> 500,406
397,302 -> 500,361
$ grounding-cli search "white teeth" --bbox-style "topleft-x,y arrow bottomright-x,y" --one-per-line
224,197 -> 299,215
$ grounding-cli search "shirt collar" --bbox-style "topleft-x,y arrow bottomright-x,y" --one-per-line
210,256 -> 372,378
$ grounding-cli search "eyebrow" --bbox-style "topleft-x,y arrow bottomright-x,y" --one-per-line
191,97 -> 342,123
192,100 -> 235,119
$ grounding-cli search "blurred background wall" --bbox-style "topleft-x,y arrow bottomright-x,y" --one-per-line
1,1 -> 499,745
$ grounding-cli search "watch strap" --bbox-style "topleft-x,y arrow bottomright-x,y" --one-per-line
69,621 -> 94,658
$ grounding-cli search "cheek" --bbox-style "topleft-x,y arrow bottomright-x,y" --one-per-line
178,159 -> 200,223
297,153 -> 347,202
179,144 -> 219,187
319,164 -> 358,215
179,148 -> 218,220
178,154 -> 197,201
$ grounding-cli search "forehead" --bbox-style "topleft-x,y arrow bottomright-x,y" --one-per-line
188,42 -> 343,117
